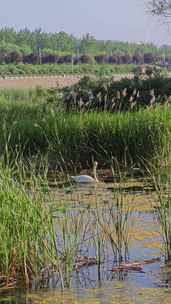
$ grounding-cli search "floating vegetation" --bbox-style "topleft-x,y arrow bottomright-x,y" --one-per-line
111,258 -> 160,273
74,256 -> 97,271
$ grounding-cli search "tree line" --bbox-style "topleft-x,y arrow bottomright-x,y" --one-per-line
0,27 -> 170,66
0,27 -> 171,57
0,51 -> 170,65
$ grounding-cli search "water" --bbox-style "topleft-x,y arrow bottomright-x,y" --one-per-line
1,179 -> 171,303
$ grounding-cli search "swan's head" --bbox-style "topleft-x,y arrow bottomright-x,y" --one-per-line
93,161 -> 98,168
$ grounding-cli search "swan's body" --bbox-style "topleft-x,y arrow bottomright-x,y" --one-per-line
71,175 -> 96,183
71,161 -> 98,184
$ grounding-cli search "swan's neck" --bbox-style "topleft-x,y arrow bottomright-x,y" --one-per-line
93,166 -> 98,182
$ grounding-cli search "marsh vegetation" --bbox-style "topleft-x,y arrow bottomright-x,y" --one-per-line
0,75 -> 171,304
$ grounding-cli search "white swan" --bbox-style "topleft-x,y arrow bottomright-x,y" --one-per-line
71,161 -> 98,183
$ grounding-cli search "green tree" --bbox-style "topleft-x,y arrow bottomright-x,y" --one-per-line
80,33 -> 97,54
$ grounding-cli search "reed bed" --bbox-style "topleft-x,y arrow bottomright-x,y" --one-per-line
0,163 -> 60,287
0,100 -> 170,167
0,158 -> 133,290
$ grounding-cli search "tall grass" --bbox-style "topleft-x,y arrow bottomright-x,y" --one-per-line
0,101 -> 170,167
148,159 -> 171,261
0,162 -> 60,287
56,207 -> 90,288
95,194 -> 130,265
46,108 -> 171,167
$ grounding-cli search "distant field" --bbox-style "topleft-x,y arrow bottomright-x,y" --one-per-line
0,74 -> 133,89
0,75 -> 82,89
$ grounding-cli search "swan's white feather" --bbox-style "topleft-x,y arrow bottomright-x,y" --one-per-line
71,175 -> 96,183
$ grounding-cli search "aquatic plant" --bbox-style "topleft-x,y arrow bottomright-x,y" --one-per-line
150,168 -> 171,261
147,140 -> 171,261
0,163 -> 59,287
96,193 -> 131,265
0,99 -> 170,167
55,207 -> 90,288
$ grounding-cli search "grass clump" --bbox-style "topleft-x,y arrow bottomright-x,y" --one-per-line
149,164 -> 171,262
95,194 -> 131,265
47,108 -> 171,167
0,164 -> 58,287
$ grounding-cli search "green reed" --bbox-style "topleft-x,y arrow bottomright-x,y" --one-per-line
0,161 -> 60,286
0,92 -> 170,167
95,191 -> 131,265
47,107 -> 171,167
148,161 -> 171,261
55,207 -> 90,288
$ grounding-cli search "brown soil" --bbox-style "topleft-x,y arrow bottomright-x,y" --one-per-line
0,75 -> 82,89
0,74 -> 134,90
0,72 -> 171,90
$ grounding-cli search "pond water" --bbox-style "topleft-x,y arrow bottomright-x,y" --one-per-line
1,178 -> 171,304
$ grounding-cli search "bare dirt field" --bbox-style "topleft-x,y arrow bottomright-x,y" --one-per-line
0,75 -> 82,90
0,71 -> 171,90
0,74 -> 134,90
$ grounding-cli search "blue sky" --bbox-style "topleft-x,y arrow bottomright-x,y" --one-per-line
0,0 -> 171,45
